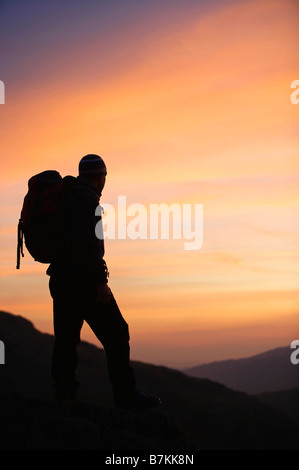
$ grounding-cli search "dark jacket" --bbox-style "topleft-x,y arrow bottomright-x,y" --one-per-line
46,175 -> 108,284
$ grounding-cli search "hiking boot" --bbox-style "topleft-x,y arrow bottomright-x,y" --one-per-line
53,381 -> 79,402
114,391 -> 162,410
54,387 -> 77,402
55,391 -> 77,402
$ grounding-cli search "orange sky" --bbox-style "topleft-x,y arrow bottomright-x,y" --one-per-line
0,0 -> 298,367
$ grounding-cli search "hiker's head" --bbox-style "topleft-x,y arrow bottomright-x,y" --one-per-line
79,154 -> 107,194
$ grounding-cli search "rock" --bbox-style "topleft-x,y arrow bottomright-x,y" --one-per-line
0,392 -> 193,450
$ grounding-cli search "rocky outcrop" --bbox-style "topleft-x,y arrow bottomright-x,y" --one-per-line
0,392 -> 193,450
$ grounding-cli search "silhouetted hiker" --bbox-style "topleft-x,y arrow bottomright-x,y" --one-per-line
46,154 -> 161,410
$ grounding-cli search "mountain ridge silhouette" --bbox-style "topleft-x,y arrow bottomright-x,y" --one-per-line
0,310 -> 298,450
184,346 -> 299,394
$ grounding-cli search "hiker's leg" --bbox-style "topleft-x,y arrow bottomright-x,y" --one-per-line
49,276 -> 84,399
84,292 -> 137,401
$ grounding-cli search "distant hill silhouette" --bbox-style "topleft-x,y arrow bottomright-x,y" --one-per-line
185,347 -> 299,394
0,310 -> 298,450
257,389 -> 299,425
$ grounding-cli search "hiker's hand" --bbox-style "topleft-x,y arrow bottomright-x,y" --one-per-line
96,283 -> 112,303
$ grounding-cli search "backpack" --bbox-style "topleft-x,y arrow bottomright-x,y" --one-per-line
17,170 -> 64,269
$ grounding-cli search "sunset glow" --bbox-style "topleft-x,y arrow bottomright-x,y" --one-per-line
1,0 -> 298,367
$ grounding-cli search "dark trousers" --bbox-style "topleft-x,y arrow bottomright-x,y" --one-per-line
49,276 -> 136,400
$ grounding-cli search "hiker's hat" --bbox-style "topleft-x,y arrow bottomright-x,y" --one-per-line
79,154 -> 107,176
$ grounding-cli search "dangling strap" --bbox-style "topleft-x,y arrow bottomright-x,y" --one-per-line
16,218 -> 24,269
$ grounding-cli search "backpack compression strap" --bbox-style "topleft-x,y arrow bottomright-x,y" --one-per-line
16,218 -> 24,269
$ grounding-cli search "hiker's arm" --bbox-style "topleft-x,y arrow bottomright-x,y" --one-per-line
96,283 -> 112,303
66,193 -> 109,284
